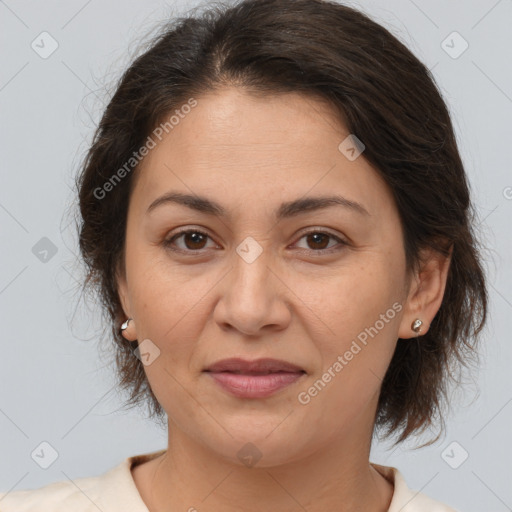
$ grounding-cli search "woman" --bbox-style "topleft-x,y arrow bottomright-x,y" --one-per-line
0,0 -> 488,510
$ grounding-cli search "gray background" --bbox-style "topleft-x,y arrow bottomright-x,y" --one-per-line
0,0 -> 511,510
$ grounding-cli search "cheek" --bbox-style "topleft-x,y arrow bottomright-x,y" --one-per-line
304,258 -> 402,389
127,257 -> 224,387
305,258 -> 399,334
295,288 -> 400,440
127,244 -> 209,330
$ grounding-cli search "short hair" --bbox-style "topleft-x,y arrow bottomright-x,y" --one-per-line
75,0 -> 488,446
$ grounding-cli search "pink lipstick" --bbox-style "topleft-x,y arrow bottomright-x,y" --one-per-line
204,357 -> 306,398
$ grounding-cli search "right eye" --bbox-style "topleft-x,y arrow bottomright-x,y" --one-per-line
163,229 -> 218,253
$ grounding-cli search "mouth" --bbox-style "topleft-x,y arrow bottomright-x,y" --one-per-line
204,357 -> 306,374
203,358 -> 306,398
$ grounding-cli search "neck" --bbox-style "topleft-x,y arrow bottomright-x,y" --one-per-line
136,406 -> 393,511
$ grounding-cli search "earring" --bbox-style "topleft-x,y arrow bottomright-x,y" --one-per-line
411,318 -> 423,335
121,318 -> 132,331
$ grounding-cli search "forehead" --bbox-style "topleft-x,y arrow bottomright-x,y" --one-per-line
132,87 -> 395,221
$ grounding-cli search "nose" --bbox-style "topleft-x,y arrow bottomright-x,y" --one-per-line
213,241 -> 292,337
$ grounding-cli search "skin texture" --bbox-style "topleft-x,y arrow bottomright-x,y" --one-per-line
117,87 -> 451,511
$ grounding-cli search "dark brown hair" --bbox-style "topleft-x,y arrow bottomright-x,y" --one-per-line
75,0 -> 488,445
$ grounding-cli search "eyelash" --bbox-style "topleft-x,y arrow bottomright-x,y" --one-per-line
163,228 -> 348,255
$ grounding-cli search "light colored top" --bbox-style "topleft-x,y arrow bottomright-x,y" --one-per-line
0,449 -> 459,511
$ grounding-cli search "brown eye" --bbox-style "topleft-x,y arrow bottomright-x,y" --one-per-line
294,230 -> 347,253
305,233 -> 330,250
164,230 -> 214,252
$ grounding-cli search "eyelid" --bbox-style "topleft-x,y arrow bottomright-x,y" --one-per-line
292,228 -> 348,253
164,227 -> 218,252
296,227 -> 348,243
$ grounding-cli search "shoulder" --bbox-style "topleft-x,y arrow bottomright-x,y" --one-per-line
371,463 -> 461,512
0,449 -> 165,512
0,478 -> 95,512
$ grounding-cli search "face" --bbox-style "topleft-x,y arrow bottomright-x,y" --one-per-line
116,87 -> 446,467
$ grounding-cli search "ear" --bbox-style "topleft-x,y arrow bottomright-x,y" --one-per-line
398,244 -> 453,339
115,260 -> 137,342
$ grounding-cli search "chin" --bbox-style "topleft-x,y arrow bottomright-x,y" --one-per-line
195,420 -> 314,469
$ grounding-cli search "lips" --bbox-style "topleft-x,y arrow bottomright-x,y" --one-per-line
203,358 -> 306,398
204,357 -> 305,375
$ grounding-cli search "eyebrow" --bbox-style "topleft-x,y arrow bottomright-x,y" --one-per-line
146,191 -> 371,219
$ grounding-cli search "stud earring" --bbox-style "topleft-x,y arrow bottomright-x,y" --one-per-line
121,318 -> 132,331
411,318 -> 423,335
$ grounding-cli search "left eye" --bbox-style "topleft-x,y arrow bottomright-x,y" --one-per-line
294,231 -> 346,252
163,229 -> 346,253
